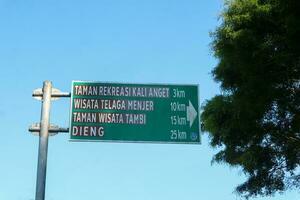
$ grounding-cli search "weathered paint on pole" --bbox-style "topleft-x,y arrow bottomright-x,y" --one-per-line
35,81 -> 52,200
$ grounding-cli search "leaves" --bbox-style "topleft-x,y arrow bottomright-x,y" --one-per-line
202,0 -> 300,198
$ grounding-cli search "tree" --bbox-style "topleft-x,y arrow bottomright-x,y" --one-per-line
201,0 -> 300,198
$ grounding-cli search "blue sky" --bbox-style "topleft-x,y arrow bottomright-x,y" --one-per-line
0,0 -> 299,199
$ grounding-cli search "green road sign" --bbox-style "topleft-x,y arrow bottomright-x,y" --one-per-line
70,81 -> 200,144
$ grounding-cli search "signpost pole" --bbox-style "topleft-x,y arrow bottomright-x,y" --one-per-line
35,81 -> 52,200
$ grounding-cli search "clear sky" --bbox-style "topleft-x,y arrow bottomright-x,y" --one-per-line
0,1 -> 299,200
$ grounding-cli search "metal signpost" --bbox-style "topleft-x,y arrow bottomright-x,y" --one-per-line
29,81 -> 70,200
70,81 -> 200,143
29,80 -> 200,200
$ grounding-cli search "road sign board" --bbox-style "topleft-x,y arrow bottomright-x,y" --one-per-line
70,81 -> 200,144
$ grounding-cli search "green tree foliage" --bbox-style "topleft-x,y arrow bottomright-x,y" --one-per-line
201,0 -> 300,198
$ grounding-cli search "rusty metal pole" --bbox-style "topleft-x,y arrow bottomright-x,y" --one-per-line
35,81 -> 52,200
